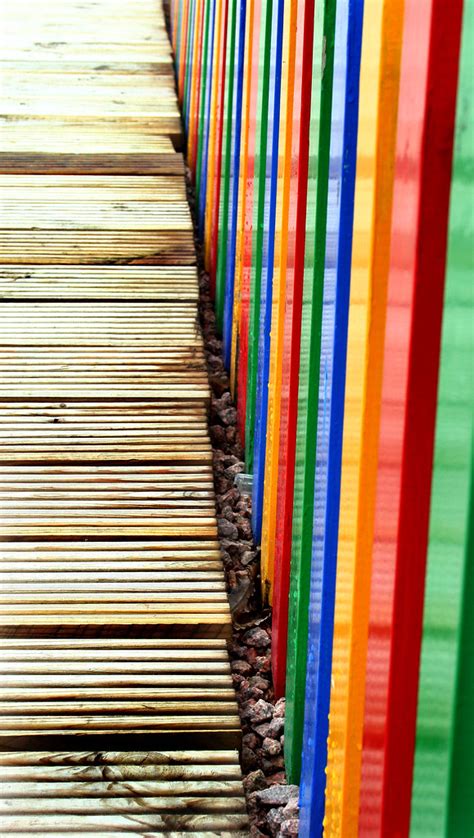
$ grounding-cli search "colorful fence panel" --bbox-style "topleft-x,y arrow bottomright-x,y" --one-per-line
196,0 -> 216,233
244,0 -> 278,468
411,6 -> 473,832
222,0 -> 247,366
215,0 -> 241,329
323,0 -> 404,831
170,0 -> 473,832
284,0 -> 337,783
251,0 -> 285,538
298,0 -> 364,831
259,0 -> 298,602
359,1 -> 464,833
270,0 -> 316,699
235,0 -> 262,436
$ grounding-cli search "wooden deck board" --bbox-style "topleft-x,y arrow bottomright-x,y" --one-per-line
0,640 -> 240,747
0,2 -> 243,828
0,266 -> 199,301
0,0 -> 232,637
0,749 -> 249,836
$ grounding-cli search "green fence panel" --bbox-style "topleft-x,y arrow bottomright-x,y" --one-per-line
244,0 -> 274,467
411,4 -> 474,831
284,0 -> 337,783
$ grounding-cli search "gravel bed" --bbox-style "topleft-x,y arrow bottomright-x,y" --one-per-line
186,171 -> 300,837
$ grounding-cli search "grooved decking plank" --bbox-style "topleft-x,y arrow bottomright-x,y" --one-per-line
0,749 -> 249,832
0,232 -> 196,265
0,119 -> 185,175
0,173 -> 188,195
0,266 -> 198,301
0,641 -> 240,748
0,5 -> 241,814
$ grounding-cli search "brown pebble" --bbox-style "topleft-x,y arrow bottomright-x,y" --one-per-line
243,732 -> 259,751
266,771 -> 287,786
262,737 -> 282,756
243,769 -> 267,794
261,756 -> 286,775
231,659 -> 252,676
255,655 -> 272,673
242,746 -> 259,772
243,627 -> 271,649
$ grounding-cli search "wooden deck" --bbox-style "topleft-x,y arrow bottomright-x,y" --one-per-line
0,750 -> 249,835
0,0 -> 245,832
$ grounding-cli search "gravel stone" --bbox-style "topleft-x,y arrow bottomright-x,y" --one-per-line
249,675 -> 270,691
267,716 -> 285,737
273,697 -> 286,717
243,627 -> 271,649
256,785 -> 299,807
255,655 -> 272,673
219,406 -> 237,425
243,769 -> 267,794
242,747 -> 259,772
217,518 -> 239,539
242,732 -> 259,751
280,818 -> 300,835
261,756 -> 285,775
282,798 -> 299,819
262,737 -> 282,756
252,722 -> 271,739
266,771 -> 286,785
190,172 -> 300,836
244,699 -> 274,724
267,807 -> 285,834
231,660 -> 252,676
225,461 -> 245,477
240,683 -> 265,702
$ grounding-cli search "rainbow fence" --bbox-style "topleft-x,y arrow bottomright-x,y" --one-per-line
169,0 -> 473,834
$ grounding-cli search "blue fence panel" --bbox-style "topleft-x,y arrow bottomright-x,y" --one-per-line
299,1 -> 364,834
223,0 -> 247,367
251,0 -> 285,539
198,0 -> 218,235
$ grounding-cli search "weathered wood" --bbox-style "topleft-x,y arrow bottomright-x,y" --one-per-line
0,639 -> 240,747
0,780 -> 244,797
0,797 -> 247,814
0,833 -> 249,838
0,266 -> 198,301
0,4 -> 243,828
0,750 -> 249,828
0,750 -> 241,765
0,303 -> 208,399
0,815 -> 250,832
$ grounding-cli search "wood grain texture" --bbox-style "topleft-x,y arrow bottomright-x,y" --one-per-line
0,639 -> 240,748
0,0 -> 236,711
0,750 -> 248,833
0,5 -> 243,831
0,266 -> 198,302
